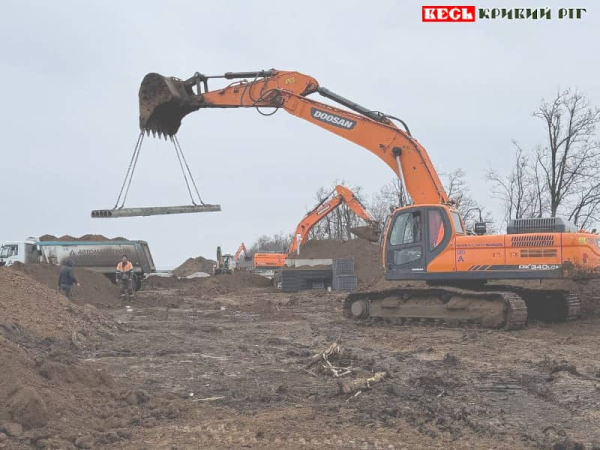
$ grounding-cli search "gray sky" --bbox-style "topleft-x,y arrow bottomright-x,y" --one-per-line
1,0 -> 598,269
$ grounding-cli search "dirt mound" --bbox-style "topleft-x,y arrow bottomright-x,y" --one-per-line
39,234 -> 128,242
288,239 -> 383,287
173,256 -> 216,277
145,272 -> 272,296
0,336 -> 186,446
10,262 -> 120,308
0,269 -> 185,445
0,268 -> 112,343
191,272 -> 272,295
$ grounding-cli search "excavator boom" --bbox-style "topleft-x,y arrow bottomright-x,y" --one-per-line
139,70 -> 449,205
288,185 -> 380,255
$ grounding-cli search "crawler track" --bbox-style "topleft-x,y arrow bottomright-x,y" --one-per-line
343,287 -> 528,330
344,285 -> 583,330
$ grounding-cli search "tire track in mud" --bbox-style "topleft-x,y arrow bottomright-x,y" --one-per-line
85,293 -> 600,449
142,422 -> 425,449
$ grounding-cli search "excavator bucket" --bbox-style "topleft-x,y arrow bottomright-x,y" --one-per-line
350,224 -> 381,242
139,73 -> 201,137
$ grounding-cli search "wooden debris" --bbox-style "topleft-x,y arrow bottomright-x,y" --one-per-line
338,372 -> 387,395
192,396 -> 225,402
304,338 -> 353,378
304,340 -> 341,370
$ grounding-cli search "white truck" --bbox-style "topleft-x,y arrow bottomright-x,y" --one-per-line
0,237 -> 156,291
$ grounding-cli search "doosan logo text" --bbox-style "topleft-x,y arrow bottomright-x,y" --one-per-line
422,6 -> 475,22
311,108 -> 357,130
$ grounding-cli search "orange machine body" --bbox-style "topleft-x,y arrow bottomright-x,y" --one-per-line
253,252 -> 287,270
383,204 -> 600,281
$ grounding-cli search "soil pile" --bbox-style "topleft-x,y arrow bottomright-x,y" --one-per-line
0,268 -> 112,342
10,262 -> 120,308
0,268 -> 184,446
172,256 -> 216,277
145,272 -> 272,296
189,272 -> 272,295
0,336 -> 186,446
39,234 -> 128,241
288,239 -> 383,287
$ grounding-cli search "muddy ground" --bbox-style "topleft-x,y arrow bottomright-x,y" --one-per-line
3,269 -> 600,449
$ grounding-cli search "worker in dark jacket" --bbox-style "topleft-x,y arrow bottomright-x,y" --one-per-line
58,260 -> 79,299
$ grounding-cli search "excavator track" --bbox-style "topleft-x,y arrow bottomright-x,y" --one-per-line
343,287 -> 528,330
487,286 -> 582,323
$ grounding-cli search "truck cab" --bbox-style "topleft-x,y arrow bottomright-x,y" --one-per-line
0,238 -> 41,267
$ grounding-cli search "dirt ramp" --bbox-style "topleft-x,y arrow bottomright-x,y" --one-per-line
10,262 -> 120,308
173,256 -> 216,277
288,239 -> 383,287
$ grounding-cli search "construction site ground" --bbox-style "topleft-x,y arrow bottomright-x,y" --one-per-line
3,264 -> 600,449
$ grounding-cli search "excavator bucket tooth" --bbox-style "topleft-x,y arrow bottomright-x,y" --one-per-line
139,73 -> 202,137
350,225 -> 381,242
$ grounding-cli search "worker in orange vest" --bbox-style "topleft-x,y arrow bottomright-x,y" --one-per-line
116,255 -> 134,300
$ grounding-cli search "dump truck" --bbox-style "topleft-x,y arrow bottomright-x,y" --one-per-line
0,237 -> 156,291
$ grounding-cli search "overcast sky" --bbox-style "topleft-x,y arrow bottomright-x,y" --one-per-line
1,0 -> 598,269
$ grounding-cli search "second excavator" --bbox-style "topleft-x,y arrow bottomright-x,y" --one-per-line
253,184 -> 380,269
137,68 -> 600,329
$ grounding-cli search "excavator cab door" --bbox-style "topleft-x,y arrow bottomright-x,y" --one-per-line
385,206 -> 452,279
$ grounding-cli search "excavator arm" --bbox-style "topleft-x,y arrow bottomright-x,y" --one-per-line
287,185 -> 380,255
234,242 -> 248,263
139,70 -> 449,205
288,191 -> 344,255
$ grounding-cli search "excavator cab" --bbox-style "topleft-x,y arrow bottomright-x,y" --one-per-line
384,205 -> 457,279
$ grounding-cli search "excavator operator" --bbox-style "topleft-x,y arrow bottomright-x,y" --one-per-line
116,254 -> 134,300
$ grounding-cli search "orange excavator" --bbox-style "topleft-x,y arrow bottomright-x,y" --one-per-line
138,69 -> 600,329
253,184 -> 380,269
289,185 -> 380,254
234,242 -> 248,264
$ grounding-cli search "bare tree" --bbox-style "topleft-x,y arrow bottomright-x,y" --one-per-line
369,178 -> 408,233
488,90 -> 600,228
307,180 -> 369,241
487,143 -> 541,225
535,90 -> 600,218
248,233 -> 293,255
444,169 -> 495,232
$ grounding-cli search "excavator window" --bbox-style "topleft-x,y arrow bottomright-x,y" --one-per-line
450,211 -> 464,234
390,211 -> 422,246
388,211 -> 424,266
428,210 -> 445,251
